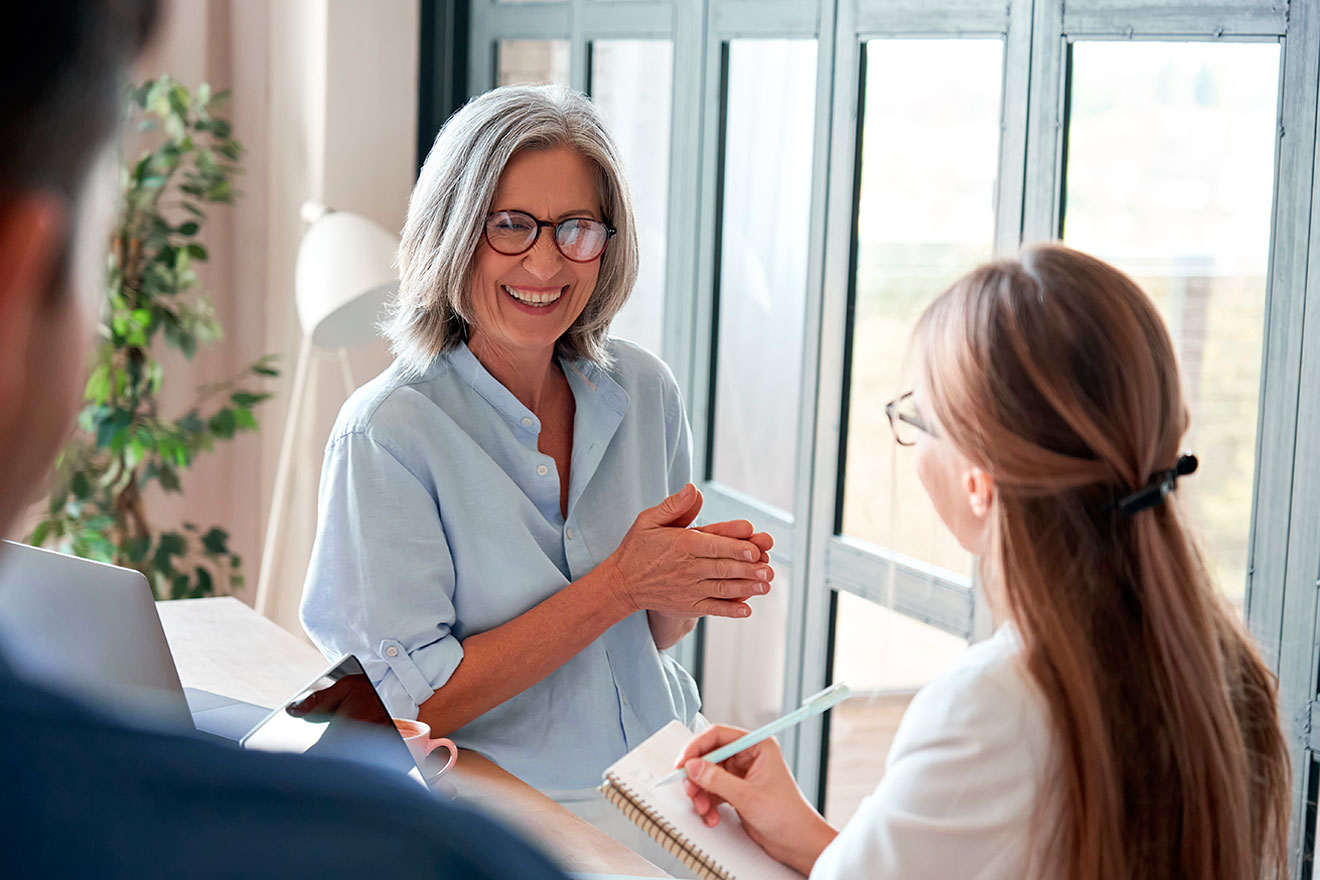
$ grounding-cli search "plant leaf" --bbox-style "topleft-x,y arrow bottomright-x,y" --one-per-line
194,566 -> 214,597
159,465 -> 181,493
201,527 -> 228,555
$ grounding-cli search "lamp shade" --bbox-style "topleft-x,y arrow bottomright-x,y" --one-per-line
294,210 -> 400,349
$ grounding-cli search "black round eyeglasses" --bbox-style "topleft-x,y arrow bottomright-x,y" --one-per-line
484,210 -> 616,263
884,390 -> 936,447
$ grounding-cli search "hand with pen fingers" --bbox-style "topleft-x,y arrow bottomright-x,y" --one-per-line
598,483 -> 776,621
675,724 -> 838,876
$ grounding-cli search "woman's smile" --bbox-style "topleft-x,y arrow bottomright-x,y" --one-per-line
503,283 -> 566,309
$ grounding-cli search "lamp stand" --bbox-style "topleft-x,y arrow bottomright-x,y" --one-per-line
254,339 -> 361,618
254,336 -> 313,617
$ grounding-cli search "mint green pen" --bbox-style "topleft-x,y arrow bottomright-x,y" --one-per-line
656,682 -> 853,787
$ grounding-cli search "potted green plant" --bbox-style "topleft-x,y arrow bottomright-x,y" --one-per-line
27,76 -> 277,600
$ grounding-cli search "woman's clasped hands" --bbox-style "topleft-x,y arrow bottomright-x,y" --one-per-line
600,483 -> 775,620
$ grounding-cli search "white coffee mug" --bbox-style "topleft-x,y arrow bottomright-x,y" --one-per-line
393,718 -> 458,781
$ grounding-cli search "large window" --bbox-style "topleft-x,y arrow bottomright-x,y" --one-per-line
824,35 -> 1004,822
839,37 -> 1003,574
701,37 -> 819,732
709,39 -> 818,514
824,591 -> 966,822
589,40 -> 675,356
496,40 -> 569,87
1061,41 -> 1281,609
457,1 -> 1320,870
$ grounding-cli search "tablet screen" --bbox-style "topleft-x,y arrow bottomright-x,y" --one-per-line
240,655 -> 425,787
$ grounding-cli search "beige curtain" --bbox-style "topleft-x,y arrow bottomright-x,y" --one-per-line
123,0 -> 419,638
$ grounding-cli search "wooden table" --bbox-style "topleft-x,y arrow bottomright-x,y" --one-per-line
157,597 -> 670,878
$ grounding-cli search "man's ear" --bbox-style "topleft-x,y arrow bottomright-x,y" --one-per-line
964,465 -> 995,520
0,194 -> 68,412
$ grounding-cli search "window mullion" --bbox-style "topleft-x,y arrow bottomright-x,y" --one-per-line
1021,1 -> 1067,242
1264,0 -> 1320,864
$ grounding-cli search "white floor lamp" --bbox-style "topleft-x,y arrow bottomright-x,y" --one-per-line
253,202 -> 400,618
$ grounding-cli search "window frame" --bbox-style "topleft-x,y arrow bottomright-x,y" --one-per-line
446,1 -> 1320,867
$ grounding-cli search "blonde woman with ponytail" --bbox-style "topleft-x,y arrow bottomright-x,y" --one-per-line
675,244 -> 1290,879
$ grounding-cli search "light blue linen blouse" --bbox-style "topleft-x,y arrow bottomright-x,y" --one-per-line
299,339 -> 700,790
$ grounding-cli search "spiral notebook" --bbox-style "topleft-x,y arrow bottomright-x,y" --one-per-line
599,721 -> 805,880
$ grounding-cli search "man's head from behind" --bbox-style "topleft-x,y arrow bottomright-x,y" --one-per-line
0,0 -> 159,536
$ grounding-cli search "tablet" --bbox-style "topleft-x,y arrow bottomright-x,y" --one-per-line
240,654 -> 427,788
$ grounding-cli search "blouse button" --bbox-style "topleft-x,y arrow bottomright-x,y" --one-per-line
537,464 -> 549,476
521,417 -> 533,428
566,527 -> 575,540
385,646 -> 399,657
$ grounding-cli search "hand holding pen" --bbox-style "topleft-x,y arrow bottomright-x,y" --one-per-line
660,683 -> 851,787
671,684 -> 851,876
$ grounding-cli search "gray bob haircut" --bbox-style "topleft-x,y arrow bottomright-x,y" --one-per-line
385,84 -> 640,375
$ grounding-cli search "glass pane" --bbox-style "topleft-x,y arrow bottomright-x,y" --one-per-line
710,39 -> 819,513
1063,42 -> 1280,609
591,40 -> 674,356
839,39 -> 1004,578
496,40 -> 570,87
824,590 -> 968,824
700,566 -> 793,731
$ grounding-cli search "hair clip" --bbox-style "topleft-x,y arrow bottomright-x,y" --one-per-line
1114,453 -> 1198,516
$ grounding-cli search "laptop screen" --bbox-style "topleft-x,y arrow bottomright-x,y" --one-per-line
0,540 -> 194,730
240,655 -> 426,787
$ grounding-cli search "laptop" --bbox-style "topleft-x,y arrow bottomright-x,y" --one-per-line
0,540 -> 267,738
0,542 -> 428,786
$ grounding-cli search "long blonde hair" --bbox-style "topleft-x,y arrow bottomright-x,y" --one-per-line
914,244 -> 1289,879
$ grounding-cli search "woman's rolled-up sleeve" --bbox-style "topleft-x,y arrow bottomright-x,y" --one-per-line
300,429 -> 463,718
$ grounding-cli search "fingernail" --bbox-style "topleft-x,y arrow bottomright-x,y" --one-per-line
743,549 -> 756,561
685,759 -> 703,780
738,606 -> 750,617
755,582 -> 769,594
755,567 -> 769,580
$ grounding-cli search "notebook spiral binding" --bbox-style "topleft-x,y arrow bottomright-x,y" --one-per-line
600,772 -> 736,880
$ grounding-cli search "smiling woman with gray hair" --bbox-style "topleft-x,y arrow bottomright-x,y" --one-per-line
299,84 -> 776,839
387,84 -> 639,374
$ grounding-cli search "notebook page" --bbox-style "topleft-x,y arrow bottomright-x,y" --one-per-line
605,721 -> 804,880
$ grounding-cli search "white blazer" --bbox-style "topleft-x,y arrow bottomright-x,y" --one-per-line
812,625 -> 1054,879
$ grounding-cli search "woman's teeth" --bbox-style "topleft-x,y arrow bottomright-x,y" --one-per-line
504,285 -> 562,307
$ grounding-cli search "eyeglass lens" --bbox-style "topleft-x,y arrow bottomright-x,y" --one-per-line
888,393 -> 925,446
486,211 -> 611,262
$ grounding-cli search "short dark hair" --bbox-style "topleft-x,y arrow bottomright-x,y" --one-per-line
0,0 -> 160,199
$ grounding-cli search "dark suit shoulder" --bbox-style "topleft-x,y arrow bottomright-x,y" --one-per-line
0,670 -> 567,879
